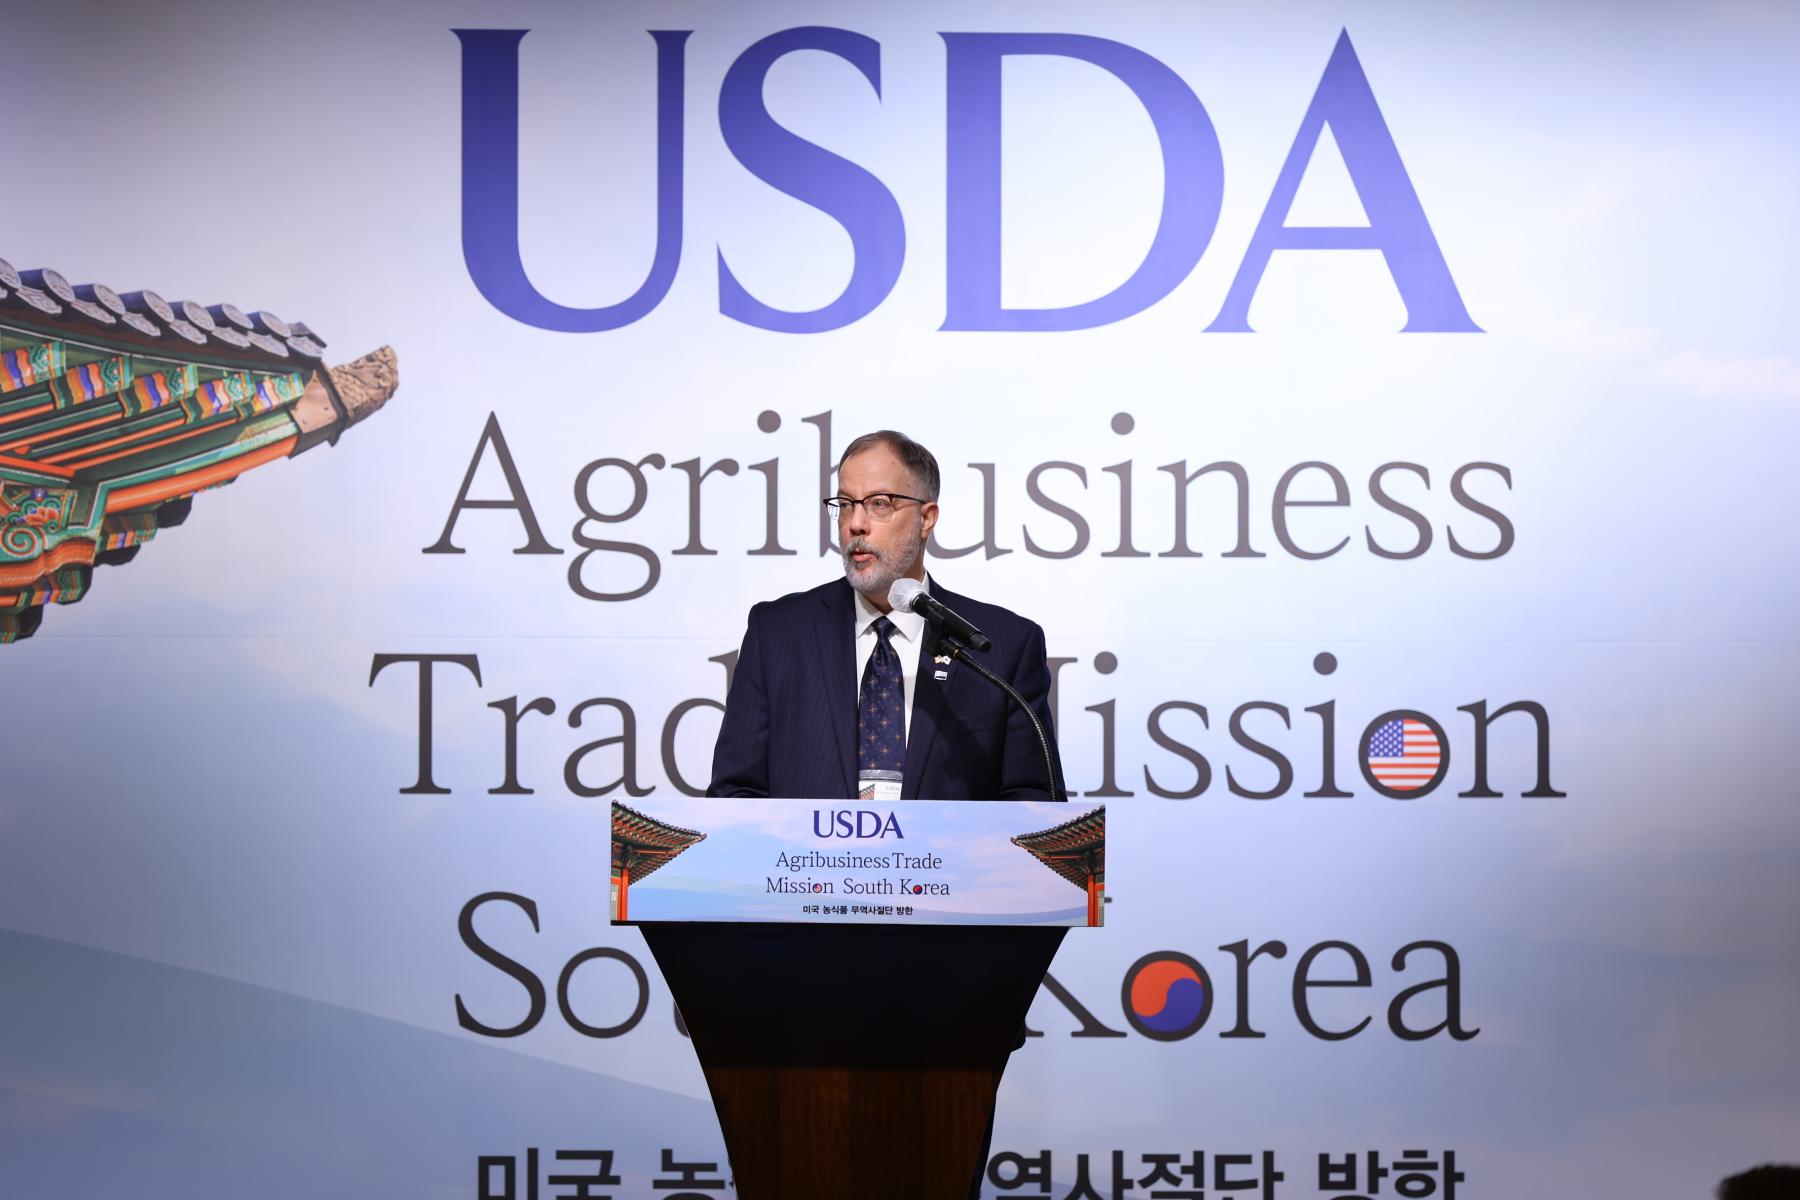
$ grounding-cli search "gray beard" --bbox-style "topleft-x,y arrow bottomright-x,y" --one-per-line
842,534 -> 921,600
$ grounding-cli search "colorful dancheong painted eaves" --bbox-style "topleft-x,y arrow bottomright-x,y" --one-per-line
0,254 -> 397,643
612,803 -> 708,885
1012,806 -> 1106,891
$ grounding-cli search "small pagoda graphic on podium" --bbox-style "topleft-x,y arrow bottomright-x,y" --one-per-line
611,803 -> 708,921
1013,805 -> 1106,926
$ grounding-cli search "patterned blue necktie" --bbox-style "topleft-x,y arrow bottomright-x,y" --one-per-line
858,616 -> 906,774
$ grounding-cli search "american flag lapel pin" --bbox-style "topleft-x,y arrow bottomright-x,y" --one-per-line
933,653 -> 951,681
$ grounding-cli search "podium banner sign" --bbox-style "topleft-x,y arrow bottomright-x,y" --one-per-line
611,799 -> 1105,927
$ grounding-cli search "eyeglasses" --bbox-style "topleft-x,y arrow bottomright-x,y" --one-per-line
822,493 -> 931,520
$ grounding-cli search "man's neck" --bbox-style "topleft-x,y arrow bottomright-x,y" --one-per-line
852,573 -> 929,622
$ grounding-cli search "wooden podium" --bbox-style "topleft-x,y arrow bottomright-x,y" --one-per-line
641,922 -> 1065,1200
615,797 -> 1103,1200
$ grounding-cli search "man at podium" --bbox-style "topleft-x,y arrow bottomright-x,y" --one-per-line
702,428 -> 1066,1198
708,428 -> 1066,805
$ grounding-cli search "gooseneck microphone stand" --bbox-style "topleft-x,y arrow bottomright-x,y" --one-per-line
935,632 -> 1065,804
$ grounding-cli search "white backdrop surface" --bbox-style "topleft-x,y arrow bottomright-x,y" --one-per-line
2,2 -> 1798,1197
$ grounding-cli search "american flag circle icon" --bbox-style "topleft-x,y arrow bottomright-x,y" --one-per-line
1363,714 -> 1446,794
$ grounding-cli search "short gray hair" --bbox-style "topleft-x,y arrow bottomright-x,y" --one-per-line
837,430 -> 940,500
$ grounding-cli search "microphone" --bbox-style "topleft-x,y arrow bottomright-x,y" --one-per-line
888,578 -> 992,652
886,577 -> 1062,802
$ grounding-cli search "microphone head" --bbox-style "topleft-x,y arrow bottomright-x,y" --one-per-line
887,577 -> 927,614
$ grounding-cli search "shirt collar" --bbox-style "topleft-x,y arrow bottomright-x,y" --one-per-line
853,575 -> 929,642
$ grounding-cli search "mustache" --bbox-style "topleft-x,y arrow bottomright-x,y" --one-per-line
844,539 -> 879,559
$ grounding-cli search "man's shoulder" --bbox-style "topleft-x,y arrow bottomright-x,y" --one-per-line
929,580 -> 1046,641
745,578 -> 848,626
738,576 -> 1044,642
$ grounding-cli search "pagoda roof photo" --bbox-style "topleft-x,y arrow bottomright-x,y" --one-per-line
612,803 -> 708,885
1011,805 -> 1106,891
0,255 -> 397,643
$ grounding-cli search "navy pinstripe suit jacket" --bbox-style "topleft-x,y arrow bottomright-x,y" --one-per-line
707,577 -> 1066,801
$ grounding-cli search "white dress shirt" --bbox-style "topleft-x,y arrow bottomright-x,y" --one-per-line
852,576 -> 929,744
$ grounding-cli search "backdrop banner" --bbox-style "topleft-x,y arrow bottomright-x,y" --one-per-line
3,2 -> 1798,1199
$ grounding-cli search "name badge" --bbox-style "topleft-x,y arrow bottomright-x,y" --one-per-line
858,769 -> 902,803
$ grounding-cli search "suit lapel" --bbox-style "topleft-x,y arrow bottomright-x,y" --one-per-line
814,581 -> 857,797
901,593 -> 965,799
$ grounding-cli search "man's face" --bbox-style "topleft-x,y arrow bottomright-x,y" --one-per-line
836,444 -> 939,607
